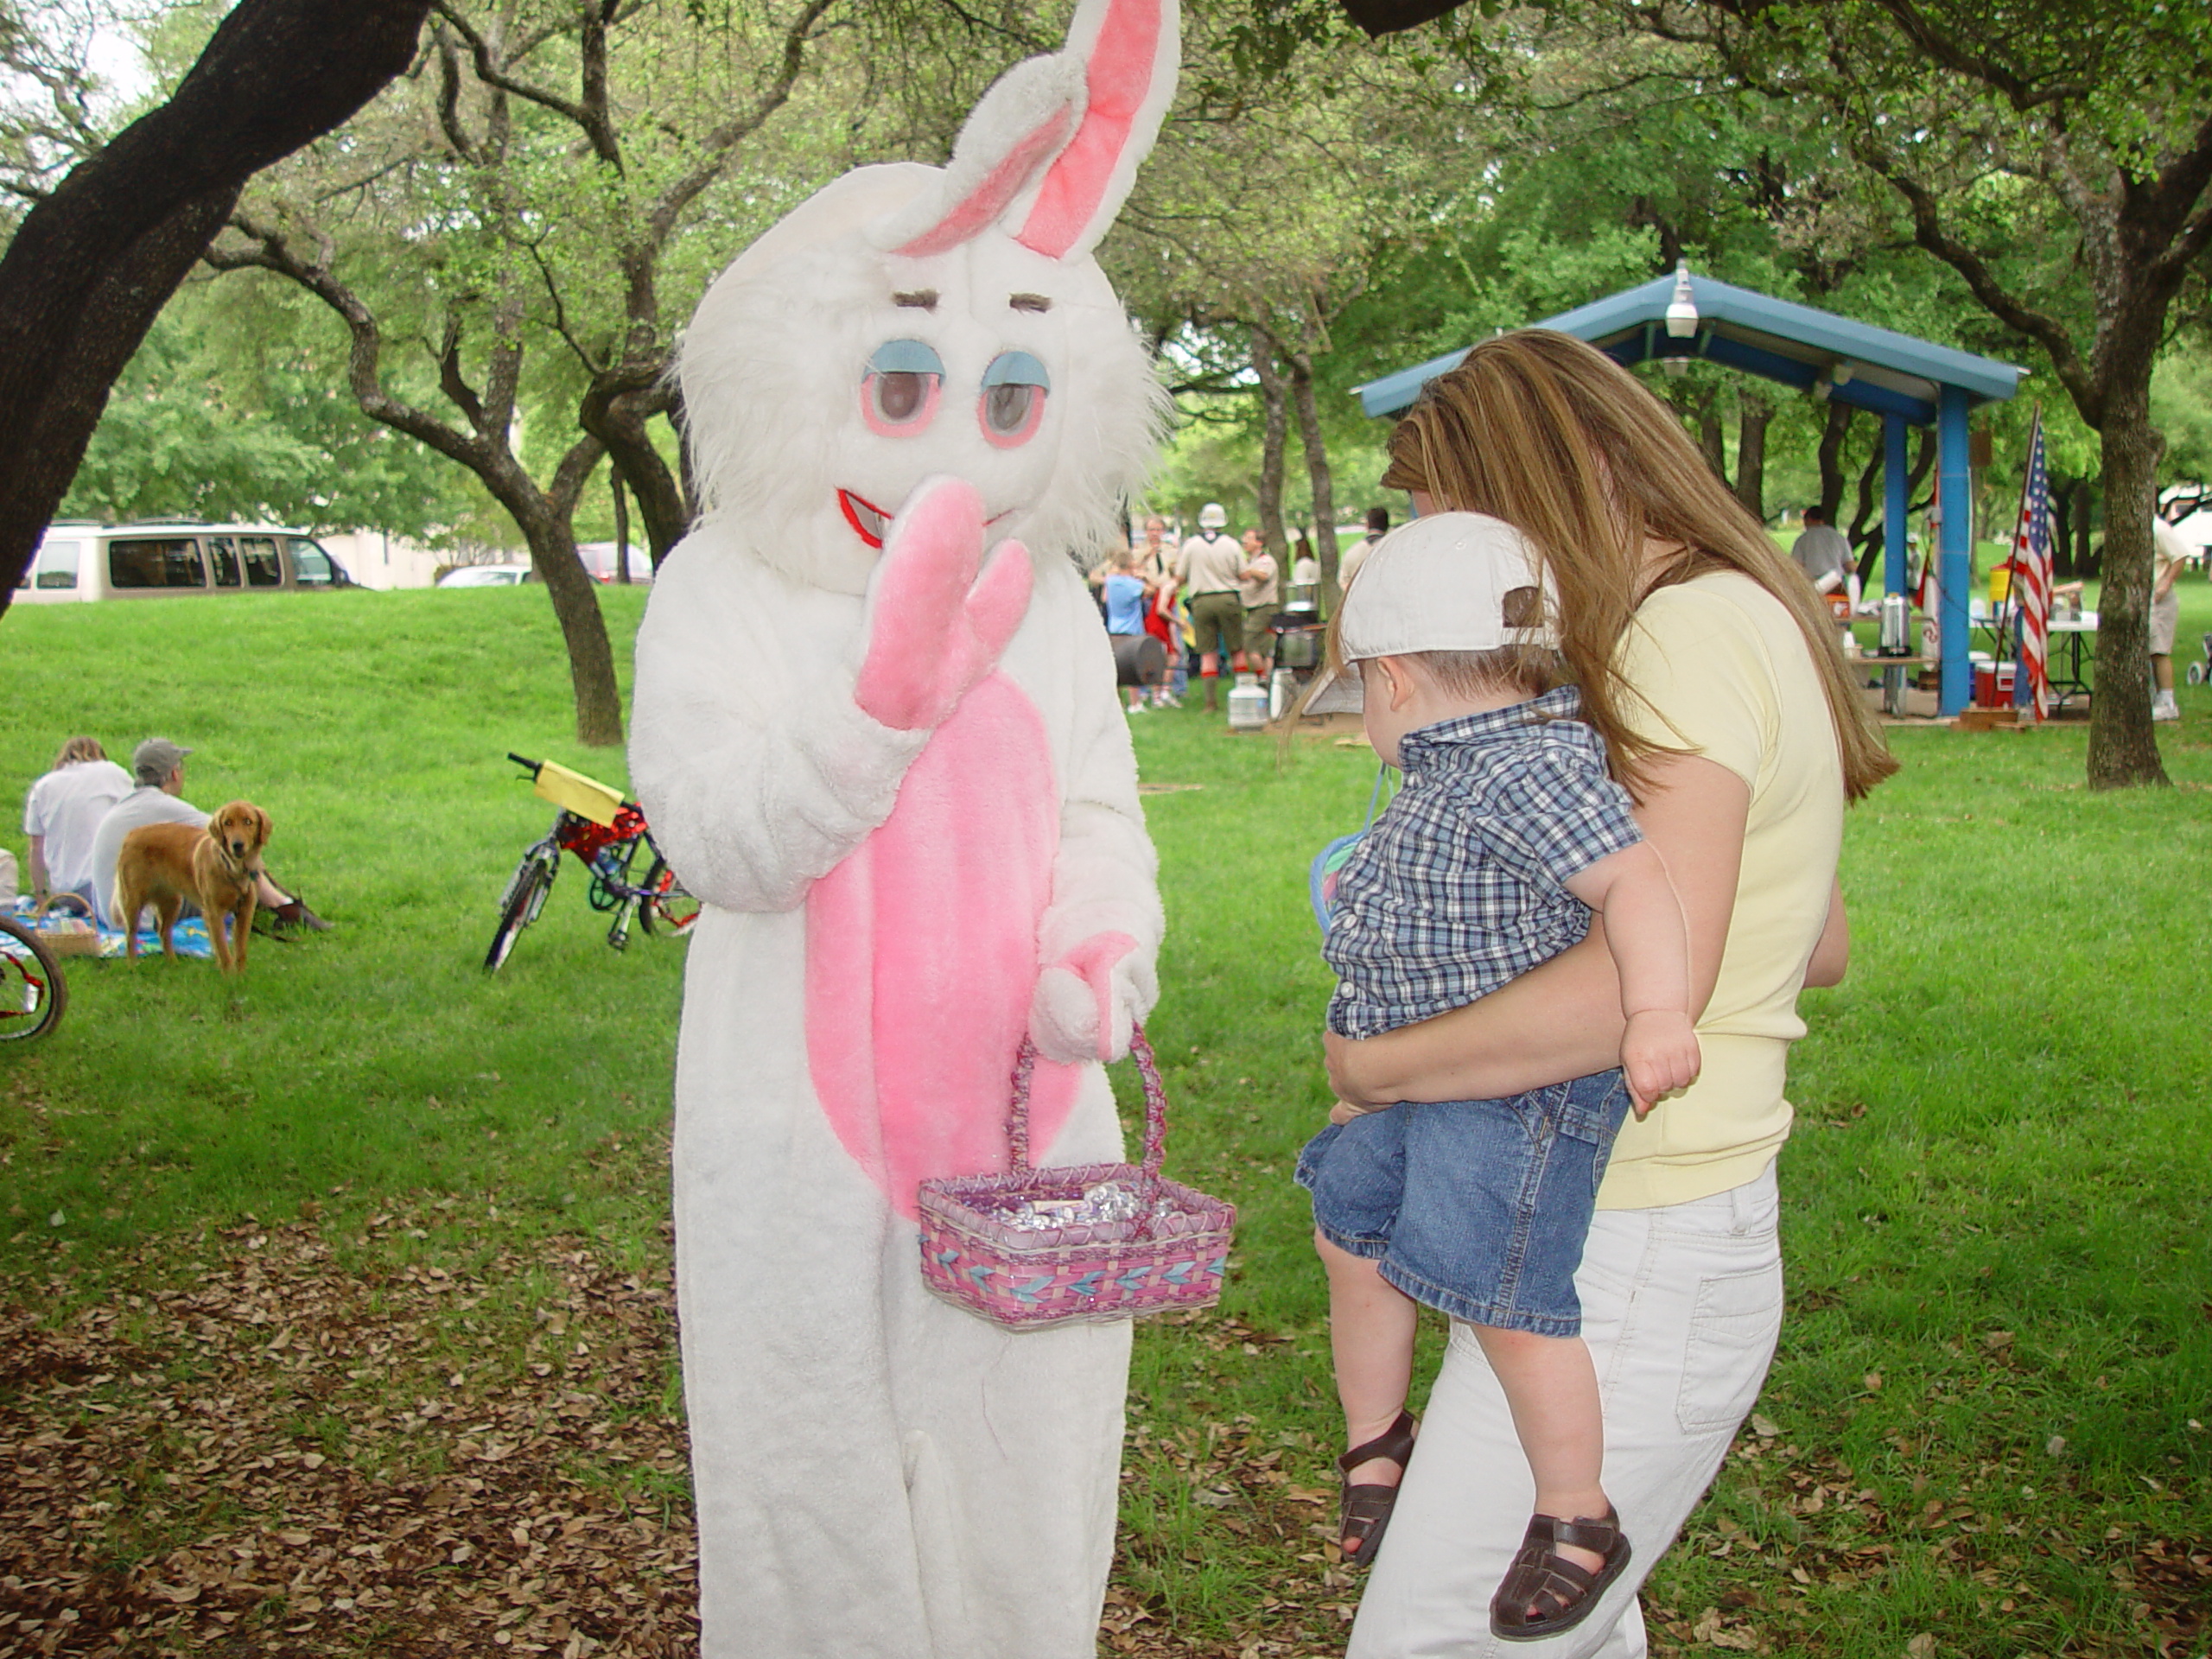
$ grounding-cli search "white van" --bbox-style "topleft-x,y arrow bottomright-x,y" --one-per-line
13,522 -> 356,603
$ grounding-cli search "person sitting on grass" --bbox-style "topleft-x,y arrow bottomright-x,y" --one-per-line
22,735 -> 133,913
87,738 -> 331,938
1296,513 -> 1702,1640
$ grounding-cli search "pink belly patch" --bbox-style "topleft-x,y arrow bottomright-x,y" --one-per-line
804,673 -> 1083,1217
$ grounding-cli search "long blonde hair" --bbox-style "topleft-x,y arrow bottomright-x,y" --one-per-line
1381,330 -> 1897,801
53,736 -> 106,769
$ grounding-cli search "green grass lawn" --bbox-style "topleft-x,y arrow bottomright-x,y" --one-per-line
3,582 -> 2209,1657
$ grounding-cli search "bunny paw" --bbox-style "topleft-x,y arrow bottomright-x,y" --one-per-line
854,475 -> 1033,731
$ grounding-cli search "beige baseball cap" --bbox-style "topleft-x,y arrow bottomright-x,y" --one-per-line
1337,512 -> 1559,663
131,736 -> 194,784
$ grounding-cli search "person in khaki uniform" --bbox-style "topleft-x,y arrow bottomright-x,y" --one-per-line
1177,502 -> 1247,709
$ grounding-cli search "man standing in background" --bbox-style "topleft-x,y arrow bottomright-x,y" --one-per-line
1178,503 -> 1246,711
1791,506 -> 1853,601
1338,505 -> 1391,591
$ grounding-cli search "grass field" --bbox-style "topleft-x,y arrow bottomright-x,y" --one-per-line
3,582 -> 2209,1658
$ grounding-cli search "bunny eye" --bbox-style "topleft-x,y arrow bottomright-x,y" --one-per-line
861,338 -> 944,435
979,350 -> 1050,448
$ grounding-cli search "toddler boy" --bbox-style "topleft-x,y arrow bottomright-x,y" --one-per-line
1297,512 -> 1700,1640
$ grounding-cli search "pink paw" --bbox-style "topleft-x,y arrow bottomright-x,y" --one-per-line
854,475 -> 1033,730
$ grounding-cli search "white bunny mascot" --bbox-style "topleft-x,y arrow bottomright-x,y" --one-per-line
628,3 -> 1177,1655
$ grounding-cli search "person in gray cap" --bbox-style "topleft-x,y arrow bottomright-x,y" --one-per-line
86,738 -> 329,936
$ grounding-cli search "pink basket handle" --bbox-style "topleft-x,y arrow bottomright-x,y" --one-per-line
1007,1024 -> 1169,1179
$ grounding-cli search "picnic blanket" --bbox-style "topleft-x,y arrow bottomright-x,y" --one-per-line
8,895 -> 214,959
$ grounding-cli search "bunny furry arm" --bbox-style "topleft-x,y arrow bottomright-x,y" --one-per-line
1027,560 -> 1165,1065
629,530 -> 929,913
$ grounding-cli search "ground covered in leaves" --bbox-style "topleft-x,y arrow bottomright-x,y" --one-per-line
2,1205 -> 695,1657
4,1206 -> 2204,1658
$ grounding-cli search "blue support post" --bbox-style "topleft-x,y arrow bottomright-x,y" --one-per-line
1885,414 -> 1909,597
1937,386 -> 1972,715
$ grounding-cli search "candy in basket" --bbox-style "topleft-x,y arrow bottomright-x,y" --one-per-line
917,1027 -> 1235,1330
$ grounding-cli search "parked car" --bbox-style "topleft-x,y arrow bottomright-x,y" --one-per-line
14,521 -> 355,603
576,541 -> 652,584
435,563 -> 536,588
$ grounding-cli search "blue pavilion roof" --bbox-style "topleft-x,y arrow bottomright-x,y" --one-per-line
1352,270 -> 2025,426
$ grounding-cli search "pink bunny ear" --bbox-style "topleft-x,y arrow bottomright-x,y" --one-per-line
887,57 -> 1082,260
876,0 -> 1178,264
1015,0 -> 1179,260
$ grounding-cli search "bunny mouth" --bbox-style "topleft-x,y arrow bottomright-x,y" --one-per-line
838,487 -> 1019,550
838,489 -> 892,549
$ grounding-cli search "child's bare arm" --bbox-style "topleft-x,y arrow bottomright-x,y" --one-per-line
1564,841 -> 1701,1116
1803,876 -> 1849,988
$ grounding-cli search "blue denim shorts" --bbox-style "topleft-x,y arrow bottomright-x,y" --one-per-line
1294,1070 -> 1632,1338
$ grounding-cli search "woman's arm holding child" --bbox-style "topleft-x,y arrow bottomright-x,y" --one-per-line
1562,839 -> 1701,1118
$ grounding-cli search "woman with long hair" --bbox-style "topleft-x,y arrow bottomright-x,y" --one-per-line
1325,329 -> 1893,1653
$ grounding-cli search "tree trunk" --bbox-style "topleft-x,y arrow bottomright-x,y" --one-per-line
581,377 -> 690,563
513,499 -> 625,748
1734,391 -> 1771,523
1249,330 -> 1289,556
0,0 -> 432,612
2051,480 -> 2077,581
1816,401 -> 1853,522
2086,400 -> 2168,787
612,470 -> 632,584
1698,411 -> 1727,483
1285,346 -> 1339,612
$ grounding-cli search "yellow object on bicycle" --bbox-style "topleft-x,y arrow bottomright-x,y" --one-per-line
531,758 -> 628,827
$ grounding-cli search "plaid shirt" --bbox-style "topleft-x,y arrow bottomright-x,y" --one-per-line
1325,687 -> 1643,1039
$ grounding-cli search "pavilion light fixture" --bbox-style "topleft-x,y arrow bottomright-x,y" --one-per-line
1664,261 -> 1699,339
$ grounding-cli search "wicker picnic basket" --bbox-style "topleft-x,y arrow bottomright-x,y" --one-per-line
918,1027 -> 1235,1330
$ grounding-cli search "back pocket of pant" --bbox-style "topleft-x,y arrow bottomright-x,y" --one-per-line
1674,1265 -> 1783,1435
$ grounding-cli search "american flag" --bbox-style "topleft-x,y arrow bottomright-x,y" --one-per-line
2007,409 -> 2054,721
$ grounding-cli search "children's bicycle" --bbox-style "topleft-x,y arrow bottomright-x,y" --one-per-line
0,914 -> 67,1041
485,754 -> 701,971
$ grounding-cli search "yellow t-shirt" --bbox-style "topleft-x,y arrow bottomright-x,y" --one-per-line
1596,571 -> 1846,1210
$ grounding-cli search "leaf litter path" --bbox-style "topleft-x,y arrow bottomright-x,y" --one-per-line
2,1208 -> 696,1658
6,1207 -> 2202,1658
0,1206 -> 1311,1659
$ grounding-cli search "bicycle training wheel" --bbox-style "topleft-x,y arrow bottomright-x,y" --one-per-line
0,916 -> 67,1042
484,854 -> 557,972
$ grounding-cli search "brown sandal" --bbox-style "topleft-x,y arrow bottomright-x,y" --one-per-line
1490,1507 -> 1633,1642
1335,1410 -> 1418,1567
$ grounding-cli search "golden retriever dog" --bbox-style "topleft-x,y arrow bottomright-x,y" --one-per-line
111,801 -> 272,976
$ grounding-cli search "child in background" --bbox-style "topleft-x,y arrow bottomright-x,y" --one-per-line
1297,513 -> 1701,1640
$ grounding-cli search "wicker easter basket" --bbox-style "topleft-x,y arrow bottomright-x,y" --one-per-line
918,1027 -> 1235,1330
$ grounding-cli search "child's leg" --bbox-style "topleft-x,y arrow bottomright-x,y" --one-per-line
1319,1230 -> 1418,1463
1470,1324 -> 1610,1573
1318,1226 -> 1420,1566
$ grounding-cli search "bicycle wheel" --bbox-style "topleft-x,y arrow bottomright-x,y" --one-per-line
0,916 -> 67,1042
484,852 -> 557,972
639,856 -> 702,936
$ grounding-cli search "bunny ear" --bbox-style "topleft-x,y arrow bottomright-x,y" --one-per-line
1013,0 -> 1179,261
875,0 -> 1178,264
880,54 -> 1084,260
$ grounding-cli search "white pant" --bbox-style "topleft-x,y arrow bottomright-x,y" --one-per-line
1348,1166 -> 1783,1658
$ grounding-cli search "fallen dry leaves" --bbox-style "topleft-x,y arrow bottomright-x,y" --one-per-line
1,1206 -> 696,1657
5,1216 -> 2202,1659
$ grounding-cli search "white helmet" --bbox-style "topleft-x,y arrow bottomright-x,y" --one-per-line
1198,502 -> 1227,530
